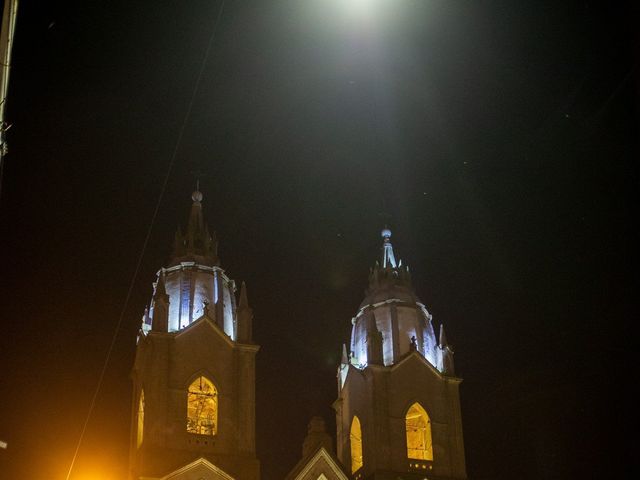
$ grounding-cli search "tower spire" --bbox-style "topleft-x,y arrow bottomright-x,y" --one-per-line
239,280 -> 249,309
439,324 -> 448,347
186,187 -> 205,246
381,227 -> 397,268
237,281 -> 253,343
151,272 -> 169,332
439,324 -> 455,376
341,343 -> 349,365
171,185 -> 218,263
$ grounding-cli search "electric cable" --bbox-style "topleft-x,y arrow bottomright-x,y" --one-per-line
64,2 -> 226,478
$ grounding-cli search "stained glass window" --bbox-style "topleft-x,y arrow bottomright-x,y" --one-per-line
137,390 -> 145,448
187,376 -> 218,435
406,402 -> 433,460
350,415 -> 363,473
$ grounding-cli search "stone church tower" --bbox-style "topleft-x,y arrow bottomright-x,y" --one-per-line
129,189 -> 259,480
334,229 -> 466,480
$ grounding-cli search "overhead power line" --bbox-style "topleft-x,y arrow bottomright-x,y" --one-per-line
64,2 -> 227,479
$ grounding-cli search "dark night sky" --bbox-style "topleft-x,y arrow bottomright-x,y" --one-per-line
0,1 -> 636,479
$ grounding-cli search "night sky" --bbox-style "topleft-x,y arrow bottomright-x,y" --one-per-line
0,1 -> 636,479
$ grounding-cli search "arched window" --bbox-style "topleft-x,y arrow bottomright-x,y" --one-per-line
187,376 -> 218,435
406,402 -> 433,460
350,415 -> 363,473
137,390 -> 145,448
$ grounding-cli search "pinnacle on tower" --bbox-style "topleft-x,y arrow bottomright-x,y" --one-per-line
368,227 -> 412,292
341,343 -> 349,365
438,324 -> 455,376
381,227 -> 397,268
171,187 -> 219,264
155,271 -> 167,297
239,280 -> 249,310
237,281 -> 253,343
439,324 -> 448,347
151,272 -> 169,332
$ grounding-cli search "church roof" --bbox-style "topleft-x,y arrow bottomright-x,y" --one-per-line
139,456 -> 235,480
359,227 -> 418,308
284,446 -> 350,480
171,187 -> 219,265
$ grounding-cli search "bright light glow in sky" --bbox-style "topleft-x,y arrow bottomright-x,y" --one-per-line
343,0 -> 379,22
304,0 -> 384,25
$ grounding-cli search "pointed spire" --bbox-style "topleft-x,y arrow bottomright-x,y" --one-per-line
381,227 -> 397,268
341,343 -> 349,365
239,280 -> 249,310
186,188 -> 205,247
237,281 -> 253,343
171,185 -> 219,263
439,324 -> 448,347
151,272 -> 169,333
155,272 -> 167,297
438,324 -> 455,376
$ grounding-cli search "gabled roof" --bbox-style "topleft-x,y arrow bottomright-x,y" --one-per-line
175,313 -> 234,346
174,313 -> 259,352
285,446 -> 350,480
392,349 -> 462,383
140,456 -> 235,480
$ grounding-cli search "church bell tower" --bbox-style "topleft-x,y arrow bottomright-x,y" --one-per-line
129,188 -> 259,480
334,228 -> 466,480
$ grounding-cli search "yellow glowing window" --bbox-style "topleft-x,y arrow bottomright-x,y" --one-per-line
350,415 -> 363,473
406,402 -> 433,461
187,376 -> 218,435
137,390 -> 145,448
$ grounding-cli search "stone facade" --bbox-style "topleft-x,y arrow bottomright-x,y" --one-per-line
334,230 -> 466,480
129,191 -> 466,480
129,190 -> 259,480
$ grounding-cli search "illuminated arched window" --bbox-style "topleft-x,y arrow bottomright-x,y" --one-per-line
187,376 -> 218,435
137,390 -> 145,448
350,415 -> 363,473
406,402 -> 433,460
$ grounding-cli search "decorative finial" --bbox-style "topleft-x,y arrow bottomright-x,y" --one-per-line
239,281 -> 249,309
439,324 -> 448,347
155,272 -> 167,297
381,226 -> 397,268
191,175 -> 204,203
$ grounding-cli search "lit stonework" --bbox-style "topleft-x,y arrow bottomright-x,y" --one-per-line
346,228 -> 450,373
142,190 -> 239,338
130,193 -> 468,480
129,189 -> 259,480
406,402 -> 433,461
187,376 -> 218,436
334,229 -> 466,479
